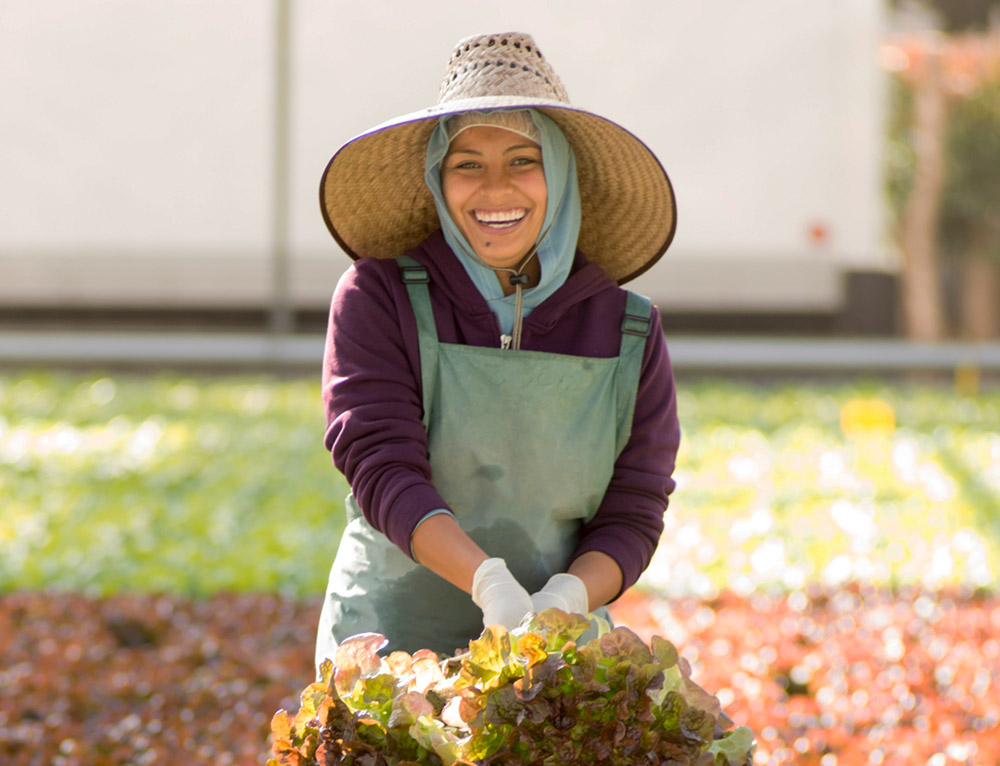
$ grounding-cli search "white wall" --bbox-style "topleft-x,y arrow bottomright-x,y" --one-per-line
0,0 -> 891,308
1,1 -> 271,252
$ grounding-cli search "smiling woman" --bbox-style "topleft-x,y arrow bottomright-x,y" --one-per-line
314,31 -> 680,665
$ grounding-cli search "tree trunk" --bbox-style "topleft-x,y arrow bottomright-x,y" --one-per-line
958,253 -> 1000,340
899,42 -> 949,341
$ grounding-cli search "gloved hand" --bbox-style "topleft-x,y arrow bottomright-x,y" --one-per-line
530,573 -> 589,616
471,558 -> 534,630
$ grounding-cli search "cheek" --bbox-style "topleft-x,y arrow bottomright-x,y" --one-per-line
441,177 -> 468,219
529,177 -> 548,216
520,168 -> 547,205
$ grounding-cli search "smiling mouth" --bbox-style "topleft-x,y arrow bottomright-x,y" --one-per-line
474,209 -> 527,229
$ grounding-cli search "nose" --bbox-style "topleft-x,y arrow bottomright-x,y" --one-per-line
481,166 -> 514,199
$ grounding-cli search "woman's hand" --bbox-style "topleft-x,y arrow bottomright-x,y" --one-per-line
471,558 -> 534,630
530,572 -> 589,615
531,551 -> 624,614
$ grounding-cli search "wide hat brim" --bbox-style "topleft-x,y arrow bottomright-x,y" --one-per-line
320,95 -> 677,285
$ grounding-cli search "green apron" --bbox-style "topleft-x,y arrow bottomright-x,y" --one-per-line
316,257 -> 651,662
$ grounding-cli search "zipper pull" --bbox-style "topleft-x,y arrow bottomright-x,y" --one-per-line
500,334 -> 512,350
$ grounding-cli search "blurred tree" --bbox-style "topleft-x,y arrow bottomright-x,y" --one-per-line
888,39 -> 950,341
885,19 -> 1000,340
940,77 -> 1000,339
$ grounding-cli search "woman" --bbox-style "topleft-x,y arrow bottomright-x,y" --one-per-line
316,32 -> 680,663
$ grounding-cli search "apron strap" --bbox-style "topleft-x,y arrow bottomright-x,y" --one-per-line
395,256 -> 650,455
396,256 -> 438,430
614,291 -> 653,456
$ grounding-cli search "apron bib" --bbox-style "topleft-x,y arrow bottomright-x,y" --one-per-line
316,257 -> 651,661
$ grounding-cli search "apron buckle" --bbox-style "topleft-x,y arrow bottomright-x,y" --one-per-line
400,265 -> 430,284
621,312 -> 652,338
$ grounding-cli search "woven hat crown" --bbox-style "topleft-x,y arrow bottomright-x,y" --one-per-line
438,32 -> 570,104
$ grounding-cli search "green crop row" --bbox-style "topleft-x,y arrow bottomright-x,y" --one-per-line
2,371 -> 998,597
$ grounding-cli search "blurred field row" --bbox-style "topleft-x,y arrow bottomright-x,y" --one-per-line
2,371 -> 998,597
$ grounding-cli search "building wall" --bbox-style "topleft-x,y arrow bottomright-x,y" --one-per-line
0,0 -> 892,318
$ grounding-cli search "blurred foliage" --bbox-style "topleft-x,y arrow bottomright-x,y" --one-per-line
2,372 -> 999,598
884,74 -> 916,230
886,70 -> 1000,263
939,76 -> 1000,262
647,379 -> 1000,598
612,585 -> 1000,766
0,371 -> 348,597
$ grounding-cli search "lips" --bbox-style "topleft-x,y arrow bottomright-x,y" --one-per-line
473,208 -> 527,229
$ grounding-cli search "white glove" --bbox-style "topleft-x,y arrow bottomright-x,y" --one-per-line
530,573 -> 589,615
471,558 -> 534,630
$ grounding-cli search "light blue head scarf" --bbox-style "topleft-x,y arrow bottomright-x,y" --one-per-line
424,109 -> 582,335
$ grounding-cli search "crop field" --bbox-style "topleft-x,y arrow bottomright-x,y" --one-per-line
1,370 -> 999,765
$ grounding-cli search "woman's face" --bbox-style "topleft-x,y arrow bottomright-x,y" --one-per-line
441,125 -> 548,269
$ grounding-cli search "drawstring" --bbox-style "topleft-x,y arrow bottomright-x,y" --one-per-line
491,226 -> 546,350
504,263 -> 532,350
512,278 -> 526,349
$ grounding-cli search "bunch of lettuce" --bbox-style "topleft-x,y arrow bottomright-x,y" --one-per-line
269,609 -> 755,766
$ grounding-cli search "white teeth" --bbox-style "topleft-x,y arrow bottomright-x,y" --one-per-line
475,209 -> 526,226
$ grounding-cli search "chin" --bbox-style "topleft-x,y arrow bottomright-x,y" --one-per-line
478,252 -> 528,270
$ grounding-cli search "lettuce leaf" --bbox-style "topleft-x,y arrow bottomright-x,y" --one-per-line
270,608 -> 756,766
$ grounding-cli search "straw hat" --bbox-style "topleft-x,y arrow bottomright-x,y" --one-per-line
320,31 -> 676,285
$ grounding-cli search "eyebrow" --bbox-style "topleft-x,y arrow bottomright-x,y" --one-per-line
447,143 -> 541,156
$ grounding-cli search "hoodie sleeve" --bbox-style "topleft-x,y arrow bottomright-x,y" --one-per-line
322,258 -> 451,556
570,302 -> 680,596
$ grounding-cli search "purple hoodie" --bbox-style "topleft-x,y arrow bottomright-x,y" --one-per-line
322,230 -> 680,595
